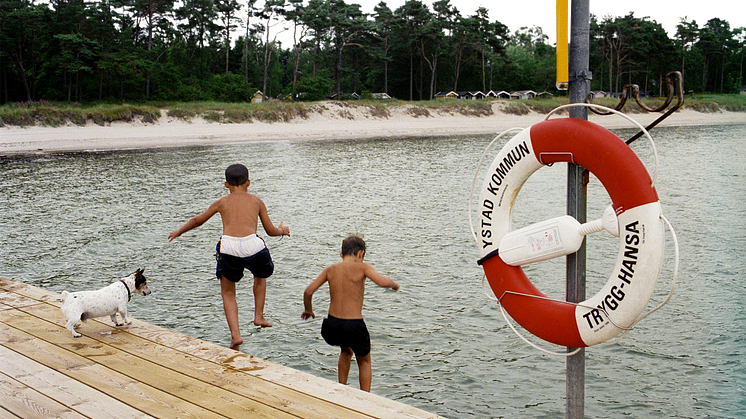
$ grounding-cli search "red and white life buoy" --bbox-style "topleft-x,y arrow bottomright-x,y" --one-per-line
477,118 -> 664,347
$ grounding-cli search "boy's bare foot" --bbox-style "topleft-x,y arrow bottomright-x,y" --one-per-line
230,337 -> 243,350
254,318 -> 273,327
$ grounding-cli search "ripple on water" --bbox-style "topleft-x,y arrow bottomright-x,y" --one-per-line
1,125 -> 745,418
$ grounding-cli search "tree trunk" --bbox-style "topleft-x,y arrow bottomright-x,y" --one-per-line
3,67 -> 7,103
262,14 -> 273,101
14,40 -> 32,101
225,10 -> 232,75
409,47 -> 413,101
383,34 -> 389,94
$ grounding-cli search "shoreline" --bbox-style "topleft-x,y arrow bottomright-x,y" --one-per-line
2,104 -> 745,155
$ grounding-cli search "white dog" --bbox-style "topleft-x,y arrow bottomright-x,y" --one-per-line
61,268 -> 151,337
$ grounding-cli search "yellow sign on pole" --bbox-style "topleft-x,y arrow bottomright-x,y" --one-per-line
556,0 -> 569,90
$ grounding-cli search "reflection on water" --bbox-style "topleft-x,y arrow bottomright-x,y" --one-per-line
1,123 -> 745,418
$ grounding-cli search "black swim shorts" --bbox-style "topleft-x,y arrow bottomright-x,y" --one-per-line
215,241 -> 274,282
321,315 -> 371,357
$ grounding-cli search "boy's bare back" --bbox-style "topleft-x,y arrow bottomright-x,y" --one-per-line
168,185 -> 287,242
324,260 -> 371,319
303,252 -> 399,321
214,191 -> 264,237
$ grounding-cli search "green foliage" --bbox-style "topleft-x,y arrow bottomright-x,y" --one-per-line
0,0 -> 743,105
683,94 -> 746,112
0,101 -> 161,126
295,76 -> 335,101
173,82 -> 207,102
206,73 -> 252,102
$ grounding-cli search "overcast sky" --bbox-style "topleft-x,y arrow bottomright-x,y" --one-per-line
348,0 -> 743,45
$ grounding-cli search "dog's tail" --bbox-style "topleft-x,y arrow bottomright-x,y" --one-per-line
61,291 -> 69,303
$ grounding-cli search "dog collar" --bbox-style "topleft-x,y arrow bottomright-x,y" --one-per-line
120,279 -> 132,302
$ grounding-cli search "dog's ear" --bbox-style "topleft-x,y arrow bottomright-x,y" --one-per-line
137,267 -> 145,274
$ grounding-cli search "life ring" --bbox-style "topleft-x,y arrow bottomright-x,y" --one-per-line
477,118 -> 664,347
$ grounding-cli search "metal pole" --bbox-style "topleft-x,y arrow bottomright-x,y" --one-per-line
567,0 -> 590,418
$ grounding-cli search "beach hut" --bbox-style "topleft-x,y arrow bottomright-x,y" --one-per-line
251,91 -> 264,103
435,91 -> 458,100
510,90 -> 537,100
455,91 -> 486,100
372,92 -> 392,100
589,90 -> 607,99
486,90 -> 510,99
469,91 -> 486,100
327,92 -> 360,100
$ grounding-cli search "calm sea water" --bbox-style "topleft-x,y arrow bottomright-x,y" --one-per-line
1,122 -> 744,418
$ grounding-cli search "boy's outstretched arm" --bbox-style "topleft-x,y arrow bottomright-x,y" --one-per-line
168,201 -> 220,241
257,199 -> 290,237
301,269 -> 328,320
364,265 -> 399,291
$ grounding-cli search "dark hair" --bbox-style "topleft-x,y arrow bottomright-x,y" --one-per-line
341,235 -> 366,256
225,164 -> 249,186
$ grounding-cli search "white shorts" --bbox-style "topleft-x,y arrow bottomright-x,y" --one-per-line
219,234 -> 266,258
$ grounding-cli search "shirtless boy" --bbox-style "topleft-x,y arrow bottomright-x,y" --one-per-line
301,235 -> 399,392
169,163 -> 289,350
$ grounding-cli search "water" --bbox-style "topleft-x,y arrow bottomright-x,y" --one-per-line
1,123 -> 744,418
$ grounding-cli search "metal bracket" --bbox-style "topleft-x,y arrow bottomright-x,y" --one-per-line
568,70 -> 593,82
586,71 -> 685,144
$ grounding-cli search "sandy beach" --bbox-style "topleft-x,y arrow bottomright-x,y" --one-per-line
2,102 -> 744,155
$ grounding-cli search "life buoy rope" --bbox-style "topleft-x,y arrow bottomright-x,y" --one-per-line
473,113 -> 667,348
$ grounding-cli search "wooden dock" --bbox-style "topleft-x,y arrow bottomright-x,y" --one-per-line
0,277 -> 443,419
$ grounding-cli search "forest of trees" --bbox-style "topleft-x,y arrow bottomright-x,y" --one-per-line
1,0 -> 744,104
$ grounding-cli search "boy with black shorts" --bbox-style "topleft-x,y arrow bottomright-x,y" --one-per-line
169,163 -> 289,350
301,235 -> 399,392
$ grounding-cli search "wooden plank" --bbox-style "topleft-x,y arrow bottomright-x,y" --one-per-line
125,317 -> 440,419
0,371 -> 87,419
0,318 -> 227,419
0,309 -> 295,419
0,406 -> 21,419
0,278 -> 58,302
0,291 -> 41,310
0,277 -> 444,419
24,304 -> 370,419
0,346 -> 155,419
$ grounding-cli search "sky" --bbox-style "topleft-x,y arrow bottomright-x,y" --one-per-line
488,0 -> 746,32
348,0 -> 744,45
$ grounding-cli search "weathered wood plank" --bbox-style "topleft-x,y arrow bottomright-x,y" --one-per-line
27,303 -> 375,419
0,277 -> 445,419
0,406 -> 21,419
0,320 -> 226,419
0,309 -> 296,419
0,346 -> 155,419
0,291 -> 41,310
0,278 -> 58,302
0,371 -> 87,419
126,318 -> 441,418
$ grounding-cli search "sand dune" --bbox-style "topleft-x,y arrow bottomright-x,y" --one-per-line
2,102 -> 744,155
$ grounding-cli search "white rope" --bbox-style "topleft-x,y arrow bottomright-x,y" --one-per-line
471,106 -> 676,354
601,213 -> 680,346
483,214 -> 679,350
480,275 -> 582,357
